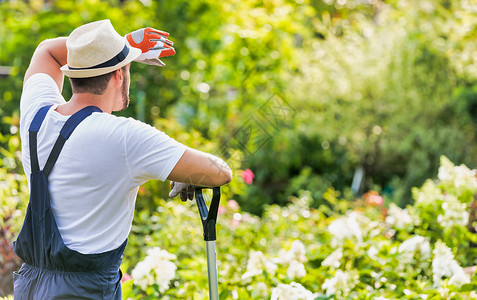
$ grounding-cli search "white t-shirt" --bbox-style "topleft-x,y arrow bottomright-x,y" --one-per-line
19,73 -> 187,254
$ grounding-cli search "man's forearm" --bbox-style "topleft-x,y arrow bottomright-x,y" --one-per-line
40,37 -> 68,67
167,149 -> 233,188
24,37 -> 68,91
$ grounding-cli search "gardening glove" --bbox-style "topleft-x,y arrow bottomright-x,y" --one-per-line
169,182 -> 194,202
125,27 -> 175,66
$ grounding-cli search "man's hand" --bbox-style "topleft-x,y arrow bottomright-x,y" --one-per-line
169,182 -> 195,202
125,27 -> 175,66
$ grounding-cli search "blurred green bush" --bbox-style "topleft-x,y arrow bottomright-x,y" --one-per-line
1,0 -> 477,211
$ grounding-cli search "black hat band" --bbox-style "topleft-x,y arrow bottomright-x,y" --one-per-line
68,45 -> 130,70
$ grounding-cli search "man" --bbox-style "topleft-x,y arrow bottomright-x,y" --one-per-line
13,19 -> 232,299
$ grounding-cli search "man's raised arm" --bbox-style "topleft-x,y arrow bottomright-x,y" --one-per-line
24,37 -> 67,91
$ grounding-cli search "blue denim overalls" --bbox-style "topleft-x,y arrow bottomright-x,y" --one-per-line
13,105 -> 127,299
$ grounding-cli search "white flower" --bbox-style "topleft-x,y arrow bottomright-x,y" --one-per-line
367,245 -> 380,262
385,203 -> 413,230
413,180 -> 443,206
454,165 -> 477,190
131,259 -> 153,290
275,240 -> 309,278
250,282 -> 268,298
328,212 -> 363,243
154,263 -> 177,293
146,247 -> 177,261
366,220 -> 384,238
448,271 -> 471,286
277,248 -> 294,265
438,156 -> 477,194
242,242 -> 308,281
289,240 -> 307,263
322,248 -> 343,269
131,247 -> 177,292
241,250 -> 277,280
432,241 -> 470,287
271,282 -> 317,300
438,157 -> 454,182
437,195 -> 469,228
277,241 -> 307,265
287,260 -> 306,279
322,270 -> 358,297
398,235 -> 431,260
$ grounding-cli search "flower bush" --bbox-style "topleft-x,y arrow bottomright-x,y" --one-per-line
0,168 -> 28,296
121,156 -> 477,299
1,152 -> 476,298
130,247 -> 177,293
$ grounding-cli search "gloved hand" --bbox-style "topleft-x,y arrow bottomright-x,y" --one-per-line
125,27 -> 176,66
169,182 -> 194,202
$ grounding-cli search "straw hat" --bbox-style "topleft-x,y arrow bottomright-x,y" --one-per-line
61,20 -> 141,78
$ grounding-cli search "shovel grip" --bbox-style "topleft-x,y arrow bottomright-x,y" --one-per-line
195,187 -> 221,241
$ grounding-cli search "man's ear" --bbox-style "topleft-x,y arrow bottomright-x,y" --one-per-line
113,67 -> 123,85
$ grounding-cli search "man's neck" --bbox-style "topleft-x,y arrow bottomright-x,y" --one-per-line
56,93 -> 114,115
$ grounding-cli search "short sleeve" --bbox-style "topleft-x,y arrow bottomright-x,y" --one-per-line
20,73 -> 66,134
124,118 -> 187,185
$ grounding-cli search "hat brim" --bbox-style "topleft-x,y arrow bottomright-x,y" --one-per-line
60,47 -> 142,78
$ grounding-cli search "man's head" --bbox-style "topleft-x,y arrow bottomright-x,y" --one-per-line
60,20 -> 139,80
60,20 -> 139,111
69,64 -> 130,111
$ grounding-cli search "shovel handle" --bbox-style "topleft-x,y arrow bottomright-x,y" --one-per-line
195,187 -> 221,241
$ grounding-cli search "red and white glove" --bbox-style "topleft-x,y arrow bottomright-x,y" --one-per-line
125,27 -> 176,66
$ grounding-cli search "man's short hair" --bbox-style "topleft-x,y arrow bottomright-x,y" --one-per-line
69,66 -> 126,95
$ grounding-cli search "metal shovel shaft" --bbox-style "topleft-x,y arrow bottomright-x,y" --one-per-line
195,187 -> 221,300
206,241 -> 219,300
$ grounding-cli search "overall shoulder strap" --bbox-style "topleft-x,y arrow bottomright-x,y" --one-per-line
29,105 -> 53,173
42,106 -> 102,178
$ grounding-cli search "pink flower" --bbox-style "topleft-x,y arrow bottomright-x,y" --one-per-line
364,191 -> 384,206
241,169 -> 254,184
231,219 -> 242,228
121,272 -> 132,282
227,199 -> 240,211
218,205 -> 227,215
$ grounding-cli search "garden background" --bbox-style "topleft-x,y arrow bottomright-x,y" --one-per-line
1,0 -> 477,298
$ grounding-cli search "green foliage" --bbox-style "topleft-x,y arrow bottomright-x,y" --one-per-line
2,0 -> 477,296
287,0 -> 477,206
2,0 -> 477,210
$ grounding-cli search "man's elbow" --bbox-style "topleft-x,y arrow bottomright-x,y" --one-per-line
212,165 -> 232,187
213,158 -> 232,186
221,168 -> 233,185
